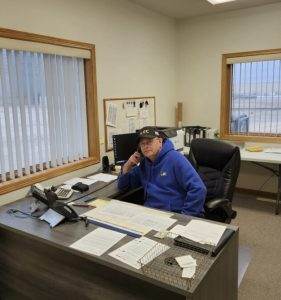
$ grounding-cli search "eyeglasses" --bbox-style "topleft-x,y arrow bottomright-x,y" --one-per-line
139,138 -> 156,147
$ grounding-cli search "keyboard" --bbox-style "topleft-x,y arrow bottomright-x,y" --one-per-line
55,187 -> 74,199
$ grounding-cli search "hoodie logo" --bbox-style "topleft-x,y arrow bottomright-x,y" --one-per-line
160,171 -> 167,177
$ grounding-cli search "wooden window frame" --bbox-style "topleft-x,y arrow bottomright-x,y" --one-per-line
220,48 -> 281,143
0,27 -> 100,195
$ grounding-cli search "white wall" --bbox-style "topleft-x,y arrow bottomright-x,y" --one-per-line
177,3 -> 281,193
0,0 -> 177,203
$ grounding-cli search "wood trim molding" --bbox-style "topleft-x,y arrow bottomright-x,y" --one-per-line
0,157 -> 99,195
220,54 -> 231,139
0,28 -> 100,195
223,48 -> 281,60
220,49 -> 281,143
0,27 -> 92,50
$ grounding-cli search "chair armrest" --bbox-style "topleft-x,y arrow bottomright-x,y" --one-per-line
205,198 -> 230,211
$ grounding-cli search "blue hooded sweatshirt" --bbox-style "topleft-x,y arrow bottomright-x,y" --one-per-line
117,139 -> 206,216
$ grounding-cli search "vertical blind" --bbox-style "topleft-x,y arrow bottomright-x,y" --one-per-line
0,49 -> 88,182
230,59 -> 281,136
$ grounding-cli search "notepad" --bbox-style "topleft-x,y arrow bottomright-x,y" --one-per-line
70,227 -> 125,256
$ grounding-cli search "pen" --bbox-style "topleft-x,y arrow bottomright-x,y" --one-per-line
72,204 -> 96,208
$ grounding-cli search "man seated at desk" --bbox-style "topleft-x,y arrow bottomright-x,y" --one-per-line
118,126 -> 206,216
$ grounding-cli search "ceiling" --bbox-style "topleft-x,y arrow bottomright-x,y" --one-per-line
129,0 -> 281,19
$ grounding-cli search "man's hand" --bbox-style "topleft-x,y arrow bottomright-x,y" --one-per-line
122,152 -> 142,174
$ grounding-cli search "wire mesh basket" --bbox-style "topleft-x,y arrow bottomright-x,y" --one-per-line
138,235 -> 215,291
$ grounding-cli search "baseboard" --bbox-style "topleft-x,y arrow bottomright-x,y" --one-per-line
235,187 -> 276,199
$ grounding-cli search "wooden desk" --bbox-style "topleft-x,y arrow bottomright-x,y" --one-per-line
0,193 -> 238,300
240,149 -> 281,214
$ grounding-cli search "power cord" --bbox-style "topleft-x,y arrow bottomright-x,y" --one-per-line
7,208 -> 38,219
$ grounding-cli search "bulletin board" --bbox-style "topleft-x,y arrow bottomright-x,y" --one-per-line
104,96 -> 156,151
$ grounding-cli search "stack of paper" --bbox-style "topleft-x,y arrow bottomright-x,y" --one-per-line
64,177 -> 97,186
83,200 -> 176,235
87,173 -> 118,182
170,219 -> 226,246
70,227 -> 125,256
109,237 -> 169,269
176,255 -> 197,279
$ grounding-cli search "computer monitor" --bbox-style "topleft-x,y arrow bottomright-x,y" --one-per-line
112,133 -> 139,165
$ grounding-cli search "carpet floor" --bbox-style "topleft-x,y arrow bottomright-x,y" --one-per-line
232,192 -> 281,300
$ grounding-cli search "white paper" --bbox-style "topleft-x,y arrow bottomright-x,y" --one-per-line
170,220 -> 226,246
127,117 -> 137,133
264,147 -> 281,154
176,255 -> 197,268
182,266 -> 196,278
139,107 -> 148,119
64,177 -> 97,186
39,209 -> 65,228
87,173 -> 118,183
109,237 -> 169,269
70,228 -> 125,256
130,213 -> 176,232
106,103 -> 118,127
83,200 -> 175,236
125,105 -> 138,117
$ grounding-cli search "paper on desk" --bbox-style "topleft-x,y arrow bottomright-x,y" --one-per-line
83,209 -> 150,236
70,227 -> 125,256
175,255 -> 197,279
82,200 -> 175,235
89,198 -> 110,208
264,147 -> 281,154
176,255 -> 197,268
64,177 -> 97,186
98,199 -> 173,218
39,208 -> 65,228
130,213 -> 176,232
170,220 -> 226,246
182,266 -> 196,278
87,173 -> 118,182
109,237 -> 169,269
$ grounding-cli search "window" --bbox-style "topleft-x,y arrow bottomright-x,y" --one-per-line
0,28 -> 99,194
220,49 -> 281,142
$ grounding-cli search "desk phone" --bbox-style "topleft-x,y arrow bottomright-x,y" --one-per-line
55,186 -> 73,199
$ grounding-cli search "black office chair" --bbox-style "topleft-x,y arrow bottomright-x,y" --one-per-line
188,138 -> 241,223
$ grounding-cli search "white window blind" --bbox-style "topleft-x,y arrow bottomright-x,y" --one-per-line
230,59 -> 281,136
0,49 -> 88,182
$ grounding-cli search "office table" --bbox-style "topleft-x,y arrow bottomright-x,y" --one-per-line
0,185 -> 238,300
240,149 -> 281,214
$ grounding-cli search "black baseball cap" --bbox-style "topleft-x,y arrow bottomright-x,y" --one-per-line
137,126 -> 165,143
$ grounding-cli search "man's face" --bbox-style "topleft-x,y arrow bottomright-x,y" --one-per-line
139,137 -> 163,161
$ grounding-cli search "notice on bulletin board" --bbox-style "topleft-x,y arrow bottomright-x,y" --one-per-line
106,103 -> 118,127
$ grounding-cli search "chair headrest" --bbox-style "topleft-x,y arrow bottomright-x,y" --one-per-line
190,138 -> 240,171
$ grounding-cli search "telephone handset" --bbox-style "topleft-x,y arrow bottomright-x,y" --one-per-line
44,189 -> 80,221
137,147 -> 144,158
31,184 -> 87,225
